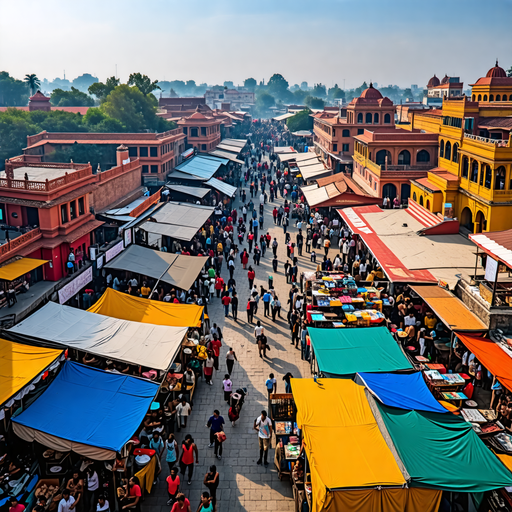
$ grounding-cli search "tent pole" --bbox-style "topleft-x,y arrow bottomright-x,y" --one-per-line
149,260 -> 176,298
491,261 -> 499,307
472,248 -> 479,285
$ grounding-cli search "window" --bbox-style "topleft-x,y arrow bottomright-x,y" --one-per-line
69,201 -> 77,220
332,129 -> 336,136
150,165 -> 158,174
376,150 -> 390,166
183,127 -> 188,135
419,195 -> 424,206
357,113 -> 363,124
439,140 -> 444,158
497,95 -> 501,101
374,113 -> 379,124
462,157 -> 469,179
128,147 -> 137,158
472,94 -> 475,101
202,144 -> 207,150
398,150 -> 411,165
444,141 -> 452,161
60,204 -> 68,224
484,165 -> 492,189
452,143 -> 459,163
357,128 -> 364,135
333,144 -> 337,152
477,94 -> 482,101
139,147 -> 148,157
503,95 -> 508,101
201,127 -> 207,136
479,165 -> 484,186
413,192 -> 417,201
191,128 -> 198,137
365,113 -> 372,124
496,166 -> 506,190
384,113 -> 391,124
142,165 -> 149,173
342,143 -> 349,152
483,95 -> 488,101
490,94 -> 494,102
470,161 -> 479,183
442,117 -> 462,128
416,149 -> 430,163
78,197 -> 85,215
150,147 -> 157,157
342,129 -> 350,137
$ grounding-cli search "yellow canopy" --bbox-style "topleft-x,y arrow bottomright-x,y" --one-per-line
0,257 -> 48,281
292,378 -> 406,510
0,338 -> 62,405
88,288 -> 203,327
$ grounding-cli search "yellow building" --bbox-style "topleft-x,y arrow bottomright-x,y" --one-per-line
409,62 -> 512,233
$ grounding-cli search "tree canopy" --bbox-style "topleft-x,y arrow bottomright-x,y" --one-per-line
0,72 -> 29,106
267,73 -> 289,98
51,87 -> 94,107
255,92 -> 275,115
244,78 -> 257,91
88,76 -> 120,101
286,109 -> 313,132
311,84 -> 327,98
72,74 -> 99,93
304,96 -> 325,109
128,73 -> 161,96
24,74 -> 40,96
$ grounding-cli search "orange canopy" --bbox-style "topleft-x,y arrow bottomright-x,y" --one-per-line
457,334 -> 512,392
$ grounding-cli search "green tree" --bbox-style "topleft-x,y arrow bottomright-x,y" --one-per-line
293,89 -> 308,104
267,74 -> 289,98
0,72 -> 29,106
224,81 -> 234,89
24,74 -> 41,96
402,88 -> 414,101
304,96 -> 325,109
244,78 -> 257,91
311,84 -> 327,98
328,85 -> 345,101
49,144 -> 117,170
72,73 -> 99,93
88,76 -> 120,101
51,87 -> 94,107
83,108 -> 125,132
354,81 -> 369,98
286,109 -> 313,132
128,73 -> 161,96
0,109 -> 40,166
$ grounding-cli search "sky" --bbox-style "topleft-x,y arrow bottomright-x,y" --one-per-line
1,0 -> 512,90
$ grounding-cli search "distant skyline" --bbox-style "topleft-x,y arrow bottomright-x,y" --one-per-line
1,0 -> 511,90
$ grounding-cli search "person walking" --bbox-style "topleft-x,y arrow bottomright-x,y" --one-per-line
265,373 -> 277,398
197,492 -> 213,512
204,352 -> 215,385
166,433 -> 179,473
225,348 -> 237,376
254,411 -> 273,466
262,289 -> 271,317
231,292 -> 238,321
203,466 -> 219,511
222,374 -> 233,403
272,238 -> 278,257
248,267 -> 255,289
207,410 -> 225,451
176,398 -> 192,431
221,294 -> 231,317
170,494 -> 191,512
271,295 -> 281,321
283,372 -> 293,394
165,467 -> 180,506
179,435 -> 198,486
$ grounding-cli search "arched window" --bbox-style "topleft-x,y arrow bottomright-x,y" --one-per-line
439,140 -> 444,158
384,113 -> 391,124
419,195 -> 424,206
445,141 -> 452,161
342,129 -> 350,137
398,150 -> 411,165
357,113 -> 363,124
479,165 -> 484,186
497,95 -> 501,101
426,199 -> 431,210
462,156 -> 469,178
472,94 -> 475,101
417,149 -> 430,163
484,165 -> 492,189
413,192 -> 417,201
490,94 -> 494,101
483,95 -> 488,101
452,143 -> 459,163
470,161 -> 479,183
478,94 -> 482,101
376,150 -> 392,166
365,113 -> 372,124
504,95 -> 508,101
495,166 -> 506,190
374,113 -> 379,124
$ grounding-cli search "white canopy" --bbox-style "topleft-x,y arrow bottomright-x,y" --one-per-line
8,302 -> 187,370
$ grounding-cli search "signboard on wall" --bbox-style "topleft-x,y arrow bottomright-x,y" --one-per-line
105,240 -> 124,262
96,254 -> 104,270
484,257 -> 498,282
123,228 -> 132,248
58,266 -> 93,304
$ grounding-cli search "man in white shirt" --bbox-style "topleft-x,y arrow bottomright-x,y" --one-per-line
176,398 -> 192,430
404,313 -> 416,327
254,410 -> 273,466
128,278 -> 138,288
58,490 -> 75,512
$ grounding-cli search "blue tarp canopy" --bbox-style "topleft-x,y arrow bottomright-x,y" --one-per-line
12,361 -> 158,460
358,372 -> 448,414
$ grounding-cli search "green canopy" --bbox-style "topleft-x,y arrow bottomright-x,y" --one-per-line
377,403 -> 512,492
309,326 -> 412,376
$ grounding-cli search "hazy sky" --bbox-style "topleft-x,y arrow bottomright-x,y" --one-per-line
2,0 -> 511,89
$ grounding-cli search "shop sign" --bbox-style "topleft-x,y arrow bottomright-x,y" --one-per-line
58,266 -> 93,304
96,254 -> 104,270
124,228 -> 132,247
105,240 -> 124,262
485,257 -> 498,282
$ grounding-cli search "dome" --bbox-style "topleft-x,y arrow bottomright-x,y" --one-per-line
359,83 -> 383,100
486,60 -> 507,78
427,74 -> 440,88
441,74 -> 450,85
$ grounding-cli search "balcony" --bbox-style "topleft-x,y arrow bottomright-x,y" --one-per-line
0,228 -> 42,262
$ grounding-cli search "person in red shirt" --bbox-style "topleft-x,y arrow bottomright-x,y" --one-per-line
247,232 -> 255,253
248,267 -> 255,290
214,276 -> 224,298
166,467 -> 180,506
241,249 -> 249,269
9,497 -> 25,512
221,295 -> 231,317
122,477 -> 141,511
170,493 -> 191,512
210,336 -> 222,371
272,208 -> 278,224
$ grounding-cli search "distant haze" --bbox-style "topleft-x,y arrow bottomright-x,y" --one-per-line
1,0 -> 511,89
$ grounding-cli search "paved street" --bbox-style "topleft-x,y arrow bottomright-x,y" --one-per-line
144,158 -> 319,511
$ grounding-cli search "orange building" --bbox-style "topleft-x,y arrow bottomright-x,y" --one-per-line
313,84 -> 396,171
23,129 -> 185,186
352,128 -> 439,202
177,110 -> 222,152
0,147 -> 142,280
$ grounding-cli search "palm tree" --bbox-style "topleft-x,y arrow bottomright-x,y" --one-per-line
24,74 -> 41,96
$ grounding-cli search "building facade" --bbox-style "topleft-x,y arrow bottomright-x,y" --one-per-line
23,129 -> 186,185
204,89 -> 255,111
408,62 -> 512,233
313,84 -> 396,171
177,111 -> 222,152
